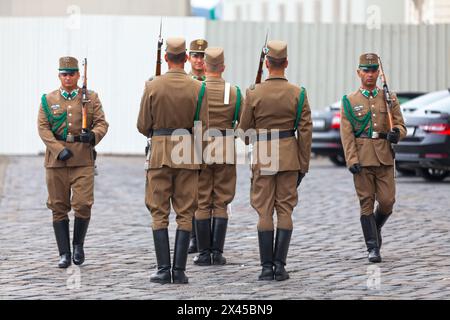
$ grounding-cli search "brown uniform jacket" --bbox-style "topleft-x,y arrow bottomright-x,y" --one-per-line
204,76 -> 243,164
137,68 -> 209,170
37,88 -> 109,168
238,76 -> 312,173
340,88 -> 406,167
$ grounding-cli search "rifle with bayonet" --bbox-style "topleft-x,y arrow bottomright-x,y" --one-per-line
145,19 -> 163,170
155,18 -> 163,77
378,57 -> 393,131
81,58 -> 90,133
378,56 -> 397,177
255,30 -> 269,84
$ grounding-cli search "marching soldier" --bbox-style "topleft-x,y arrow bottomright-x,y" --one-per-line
193,47 -> 243,266
340,53 -> 406,263
238,40 -> 312,281
37,56 -> 109,268
137,38 -> 209,284
188,38 -> 208,82
187,38 -> 208,253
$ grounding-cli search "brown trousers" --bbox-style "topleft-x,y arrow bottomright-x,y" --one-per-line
250,170 -> 298,231
195,164 -> 236,220
46,166 -> 94,222
353,165 -> 396,215
146,167 -> 198,231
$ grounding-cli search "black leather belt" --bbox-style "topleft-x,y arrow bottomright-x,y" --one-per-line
358,132 -> 387,139
207,129 -> 236,137
54,134 -> 82,143
256,130 -> 296,141
152,128 -> 193,136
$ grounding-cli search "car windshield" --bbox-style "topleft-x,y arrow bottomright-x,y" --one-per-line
401,90 -> 450,112
411,96 -> 450,115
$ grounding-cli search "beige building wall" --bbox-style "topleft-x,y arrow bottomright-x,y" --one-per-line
0,0 -> 191,16
221,0 -> 450,24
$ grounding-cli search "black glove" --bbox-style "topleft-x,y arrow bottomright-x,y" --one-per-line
80,129 -> 95,145
297,172 -> 305,188
58,148 -> 73,161
387,127 -> 400,144
349,163 -> 362,175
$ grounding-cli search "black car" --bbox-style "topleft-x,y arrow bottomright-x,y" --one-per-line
394,96 -> 450,181
312,92 -> 425,166
311,101 -> 345,165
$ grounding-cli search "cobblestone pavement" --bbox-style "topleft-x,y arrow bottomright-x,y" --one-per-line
0,155 -> 449,300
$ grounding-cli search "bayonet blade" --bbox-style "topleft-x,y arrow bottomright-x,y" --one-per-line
263,29 -> 269,54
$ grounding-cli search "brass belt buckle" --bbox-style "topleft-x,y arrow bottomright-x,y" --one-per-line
372,132 -> 379,139
66,134 -> 75,143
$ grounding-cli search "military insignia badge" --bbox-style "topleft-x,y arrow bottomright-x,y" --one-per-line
365,53 -> 375,64
197,39 -> 204,50
51,104 -> 60,110
353,105 -> 363,112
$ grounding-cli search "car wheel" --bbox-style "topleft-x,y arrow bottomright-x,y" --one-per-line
421,168 -> 449,182
329,154 -> 346,167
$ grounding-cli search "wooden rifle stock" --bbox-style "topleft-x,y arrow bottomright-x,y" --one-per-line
255,50 -> 265,84
378,57 -> 393,131
81,58 -> 89,133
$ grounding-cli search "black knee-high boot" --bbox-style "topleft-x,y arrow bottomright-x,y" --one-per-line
273,229 -> 292,281
258,230 -> 274,280
72,217 -> 90,265
172,229 -> 190,284
53,219 -> 71,268
150,228 -> 171,284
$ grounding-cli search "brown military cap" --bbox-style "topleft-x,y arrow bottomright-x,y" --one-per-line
189,39 -> 208,53
267,40 -> 287,59
58,56 -> 79,72
359,53 -> 379,70
205,47 -> 224,65
166,37 -> 186,55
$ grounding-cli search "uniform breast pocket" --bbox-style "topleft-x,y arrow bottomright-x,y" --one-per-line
352,104 -> 369,118
51,109 -> 65,117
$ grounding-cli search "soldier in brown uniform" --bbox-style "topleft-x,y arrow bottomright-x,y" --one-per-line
238,41 -> 312,281
38,57 -> 109,268
137,38 -> 209,284
340,53 -> 406,263
188,39 -> 208,82
187,38 -> 208,253
193,47 -> 243,266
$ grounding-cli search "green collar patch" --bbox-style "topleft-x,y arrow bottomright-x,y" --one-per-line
60,88 -> 79,100
360,88 -> 378,98
192,75 -> 206,81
